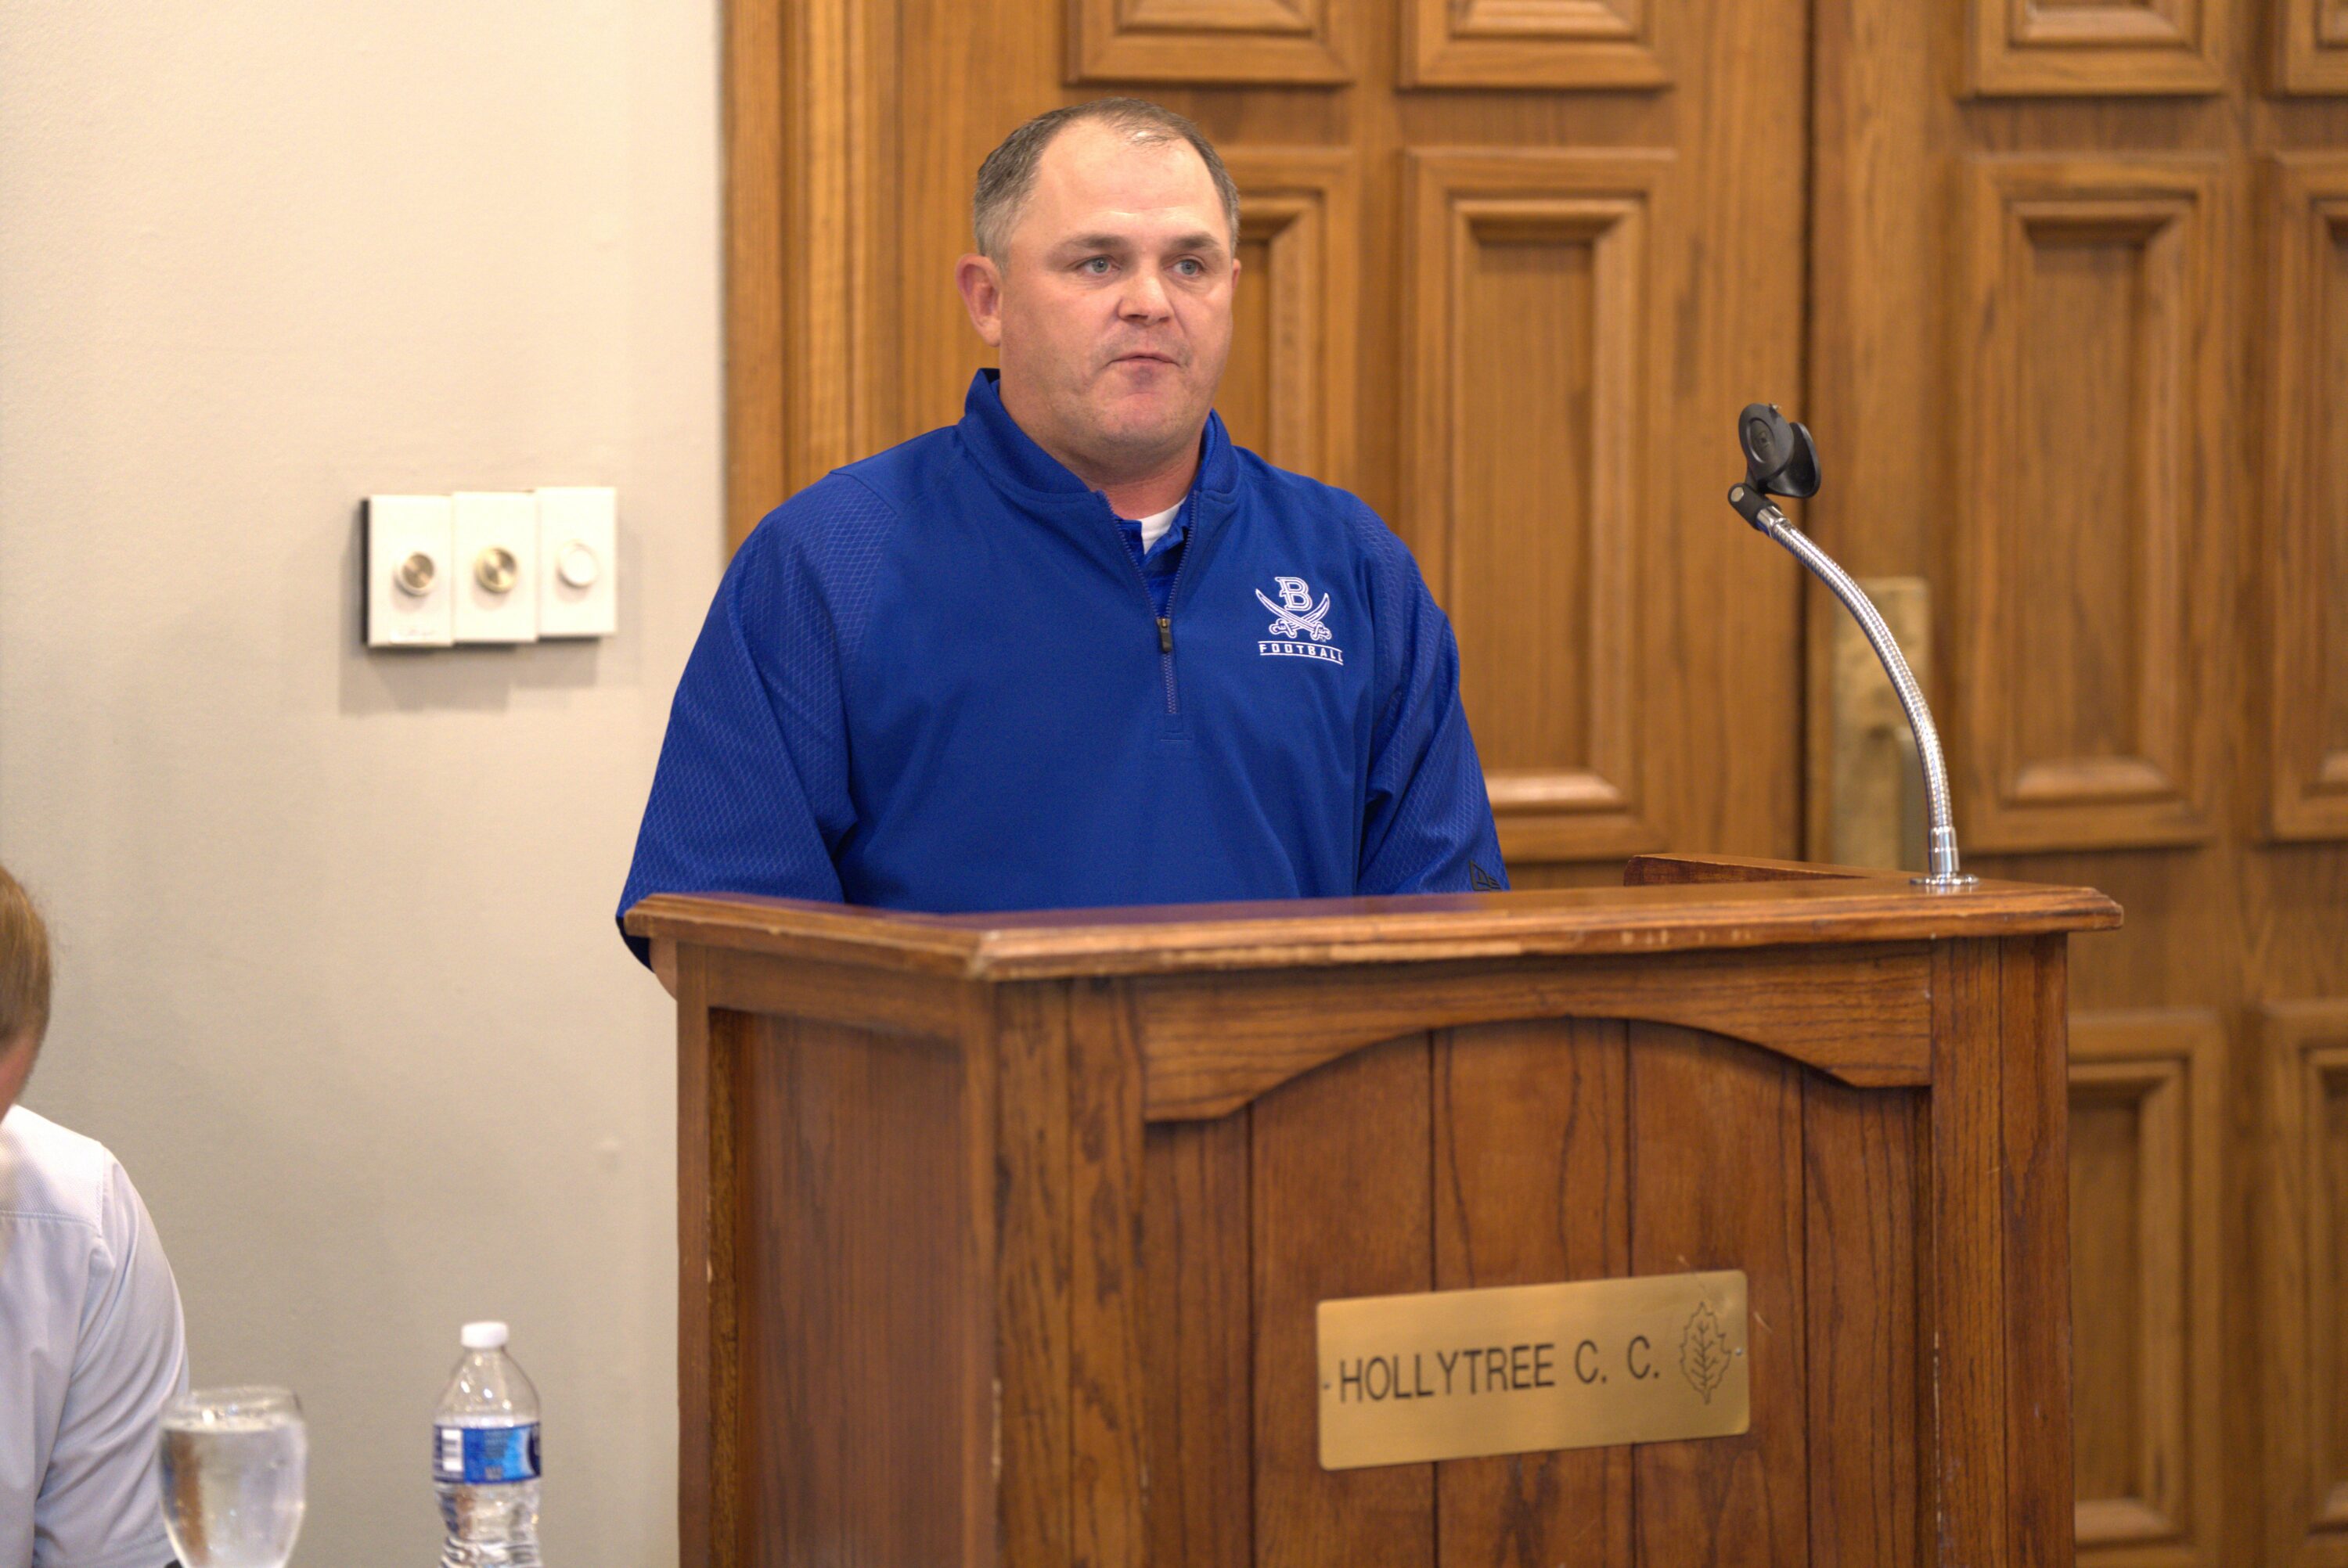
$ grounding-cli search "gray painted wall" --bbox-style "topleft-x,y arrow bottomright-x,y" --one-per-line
0,4 -> 721,1563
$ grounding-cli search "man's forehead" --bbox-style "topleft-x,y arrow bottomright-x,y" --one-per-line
1026,122 -> 1220,227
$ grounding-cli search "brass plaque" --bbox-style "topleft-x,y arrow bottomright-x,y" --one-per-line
1316,1271 -> 1750,1469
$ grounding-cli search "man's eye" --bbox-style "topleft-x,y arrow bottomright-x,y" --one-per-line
1080,257 -> 1112,275
1176,259 -> 1203,277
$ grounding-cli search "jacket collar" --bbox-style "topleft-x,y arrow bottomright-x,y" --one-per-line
956,369 -> 1238,513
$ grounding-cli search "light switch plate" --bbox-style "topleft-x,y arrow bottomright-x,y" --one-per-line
366,494 -> 454,648
452,491 -> 539,644
535,487 -> 618,638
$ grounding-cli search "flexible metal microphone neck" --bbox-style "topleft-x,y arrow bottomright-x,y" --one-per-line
1727,482 -> 1976,890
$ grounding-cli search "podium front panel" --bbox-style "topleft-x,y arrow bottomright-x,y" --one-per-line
1106,1018 -> 1907,1568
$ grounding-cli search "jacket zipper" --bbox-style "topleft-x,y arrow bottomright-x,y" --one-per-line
1110,498 -> 1193,716
1157,616 -> 1177,712
1154,509 -> 1197,716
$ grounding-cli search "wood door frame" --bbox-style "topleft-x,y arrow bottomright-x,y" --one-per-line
726,0 -> 899,552
725,0 -> 783,552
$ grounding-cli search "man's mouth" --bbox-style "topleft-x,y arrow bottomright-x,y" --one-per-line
1110,350 -> 1179,366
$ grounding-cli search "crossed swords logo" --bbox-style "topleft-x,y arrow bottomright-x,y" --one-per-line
1255,587 -> 1335,643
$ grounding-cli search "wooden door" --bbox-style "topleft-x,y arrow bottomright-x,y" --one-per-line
1808,2 -> 2348,1563
727,0 -> 1812,889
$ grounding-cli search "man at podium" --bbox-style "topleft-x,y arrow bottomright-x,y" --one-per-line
619,98 -> 1503,966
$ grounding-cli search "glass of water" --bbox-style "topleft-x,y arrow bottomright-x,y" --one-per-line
157,1386 -> 308,1568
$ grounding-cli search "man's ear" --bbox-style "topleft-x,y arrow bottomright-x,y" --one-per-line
956,254 -> 1006,347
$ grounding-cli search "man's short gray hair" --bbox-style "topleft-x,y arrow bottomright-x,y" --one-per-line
973,99 -> 1241,263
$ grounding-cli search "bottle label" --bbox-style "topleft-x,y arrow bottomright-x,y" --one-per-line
434,1423 -> 541,1484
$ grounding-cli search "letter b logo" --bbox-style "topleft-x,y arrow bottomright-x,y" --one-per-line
1274,576 -> 1313,613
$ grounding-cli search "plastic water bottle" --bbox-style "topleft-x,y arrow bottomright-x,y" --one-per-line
433,1322 -> 542,1568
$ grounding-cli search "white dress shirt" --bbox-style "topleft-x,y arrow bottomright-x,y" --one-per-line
1,1106 -> 187,1568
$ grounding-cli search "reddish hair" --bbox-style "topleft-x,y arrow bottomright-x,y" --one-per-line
0,865 -> 52,1048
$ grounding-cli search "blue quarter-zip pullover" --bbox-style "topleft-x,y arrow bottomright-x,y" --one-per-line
618,370 -> 1504,960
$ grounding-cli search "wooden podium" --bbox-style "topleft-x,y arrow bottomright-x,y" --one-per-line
626,854 -> 2119,1568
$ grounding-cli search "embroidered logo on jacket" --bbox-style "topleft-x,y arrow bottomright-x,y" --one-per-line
1255,577 -> 1344,665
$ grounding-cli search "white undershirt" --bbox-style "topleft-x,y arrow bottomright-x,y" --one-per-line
1136,502 -> 1181,552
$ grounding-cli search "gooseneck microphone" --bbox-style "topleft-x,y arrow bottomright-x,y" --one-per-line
1726,404 -> 1977,890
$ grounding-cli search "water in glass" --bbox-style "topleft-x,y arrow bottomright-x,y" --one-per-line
158,1386 -> 307,1568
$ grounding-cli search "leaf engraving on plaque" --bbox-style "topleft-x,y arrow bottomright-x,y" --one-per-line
1680,1300 -> 1730,1404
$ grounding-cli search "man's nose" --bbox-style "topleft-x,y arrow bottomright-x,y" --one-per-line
1118,268 -> 1172,321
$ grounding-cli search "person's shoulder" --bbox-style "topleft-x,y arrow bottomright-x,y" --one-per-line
1228,448 -> 1413,571
836,421 -> 963,503
1,1105 -> 124,1235
733,426 -> 962,571
736,471 -> 905,565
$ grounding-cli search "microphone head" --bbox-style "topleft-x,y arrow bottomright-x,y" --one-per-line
1738,402 -> 1821,499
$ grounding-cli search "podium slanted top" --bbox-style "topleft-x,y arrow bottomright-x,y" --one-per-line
621,853 -> 2120,982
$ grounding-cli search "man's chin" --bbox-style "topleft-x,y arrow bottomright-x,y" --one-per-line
1084,391 -> 1205,453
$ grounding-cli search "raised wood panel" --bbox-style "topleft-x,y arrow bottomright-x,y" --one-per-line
1141,1113 -> 1254,1568
1406,150 -> 1670,865
1068,983 -> 1147,1568
2279,0 -> 2348,92
2264,156 -> 2348,840
2066,1009 -> 2225,1564
1401,0 -> 1666,90
1957,157 -> 2218,853
996,985 -> 1075,1568
1966,0 -> 2227,93
2262,999 -> 2348,1565
1922,938 -> 2081,1568
1803,1079 -> 1921,1568
1927,943 -> 2009,1568
1998,937 -> 2078,1568
1214,149 -> 1358,489
1432,1018 -> 1633,1568
734,1015 -> 989,1568
1251,1034 -> 1435,1568
1627,1023 -> 1810,1565
1069,0 -> 1350,83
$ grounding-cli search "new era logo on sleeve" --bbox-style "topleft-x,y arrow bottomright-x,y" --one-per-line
1255,576 -> 1343,665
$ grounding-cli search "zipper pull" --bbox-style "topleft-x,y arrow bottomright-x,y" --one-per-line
1158,617 -> 1173,654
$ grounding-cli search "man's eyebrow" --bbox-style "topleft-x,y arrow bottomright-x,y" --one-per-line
1053,230 -> 1230,257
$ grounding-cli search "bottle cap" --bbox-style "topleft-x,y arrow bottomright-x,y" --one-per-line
461,1321 -> 510,1350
